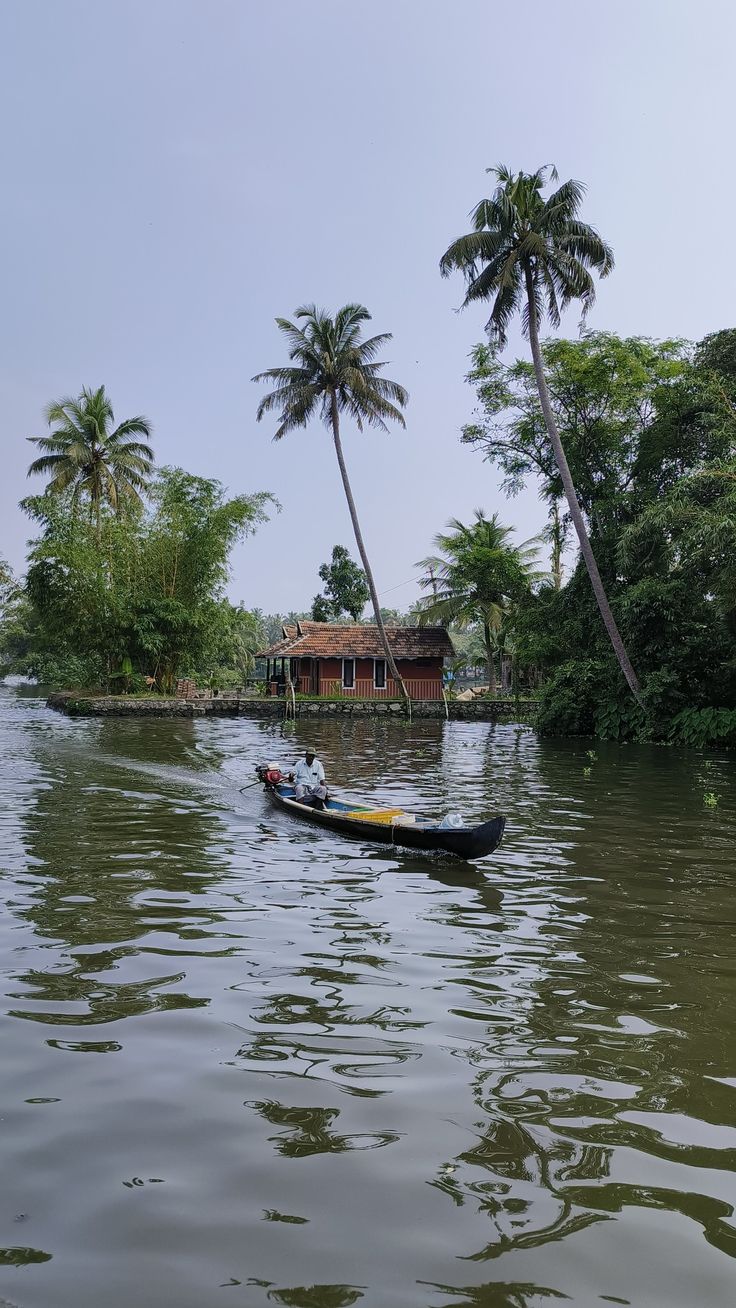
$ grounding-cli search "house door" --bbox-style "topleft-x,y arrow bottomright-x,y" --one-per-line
312,660 -> 319,694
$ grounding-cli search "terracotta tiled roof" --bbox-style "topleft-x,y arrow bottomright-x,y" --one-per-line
257,621 -> 453,660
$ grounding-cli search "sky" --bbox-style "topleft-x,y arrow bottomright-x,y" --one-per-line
1,0 -> 734,616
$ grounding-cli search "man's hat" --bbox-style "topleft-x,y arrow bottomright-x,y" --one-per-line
305,747 -> 316,755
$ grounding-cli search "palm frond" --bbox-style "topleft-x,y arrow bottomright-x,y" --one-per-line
556,221 -> 614,276
272,385 -> 322,439
486,280 -> 523,347
27,435 -> 78,454
27,453 -> 69,476
440,230 -> 509,278
542,177 -> 587,225
110,415 -> 153,442
355,332 -> 394,363
113,439 -> 155,462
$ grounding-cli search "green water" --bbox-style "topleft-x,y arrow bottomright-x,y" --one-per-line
0,685 -> 735,1308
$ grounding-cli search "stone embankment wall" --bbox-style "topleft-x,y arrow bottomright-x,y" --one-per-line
47,691 -> 539,723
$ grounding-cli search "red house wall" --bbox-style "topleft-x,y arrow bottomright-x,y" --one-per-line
318,658 -> 342,691
312,655 -> 444,699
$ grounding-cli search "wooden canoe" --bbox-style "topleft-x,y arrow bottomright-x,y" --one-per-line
256,769 -> 505,861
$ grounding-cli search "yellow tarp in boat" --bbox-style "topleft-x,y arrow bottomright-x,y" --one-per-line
344,808 -> 405,824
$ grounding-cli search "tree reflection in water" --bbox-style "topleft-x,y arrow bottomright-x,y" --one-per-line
418,726 -> 736,1273
12,717 -> 226,1028
246,1098 -> 399,1157
266,1285 -> 365,1307
418,1278 -> 569,1307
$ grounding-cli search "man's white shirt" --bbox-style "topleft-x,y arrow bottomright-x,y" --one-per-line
293,758 -> 325,787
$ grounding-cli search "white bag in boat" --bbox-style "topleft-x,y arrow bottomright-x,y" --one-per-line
438,813 -> 464,829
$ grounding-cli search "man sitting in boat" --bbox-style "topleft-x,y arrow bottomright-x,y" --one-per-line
289,749 -> 327,809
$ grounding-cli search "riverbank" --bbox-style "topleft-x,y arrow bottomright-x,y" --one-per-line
46,690 -> 539,722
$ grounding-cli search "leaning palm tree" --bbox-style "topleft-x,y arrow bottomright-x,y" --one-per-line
416,510 -> 544,694
440,165 -> 641,703
27,385 -> 154,540
253,304 -> 411,705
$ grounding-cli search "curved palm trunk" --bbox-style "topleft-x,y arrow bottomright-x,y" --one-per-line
523,266 -> 642,705
330,394 -> 411,709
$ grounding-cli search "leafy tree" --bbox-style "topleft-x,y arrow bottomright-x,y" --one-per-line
0,561 -> 36,678
378,606 -> 419,626
310,594 -> 333,623
695,328 -> 736,391
311,545 -> 369,622
0,557 -> 13,617
622,459 -> 736,626
416,510 -> 543,693
446,624 -> 487,676
449,325 -> 736,739
462,333 -> 689,528
252,610 -> 312,646
254,303 -> 410,704
21,469 -> 275,692
440,164 -> 642,703
205,603 -> 264,685
27,386 -> 154,541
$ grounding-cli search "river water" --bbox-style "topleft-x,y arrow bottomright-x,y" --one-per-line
0,686 -> 735,1308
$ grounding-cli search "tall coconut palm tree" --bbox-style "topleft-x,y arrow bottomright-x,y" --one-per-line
27,385 -> 154,541
416,509 -> 544,694
253,304 -> 411,704
440,165 -> 642,703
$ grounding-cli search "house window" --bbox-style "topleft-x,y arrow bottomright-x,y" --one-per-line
374,658 -> 386,689
342,658 -> 355,689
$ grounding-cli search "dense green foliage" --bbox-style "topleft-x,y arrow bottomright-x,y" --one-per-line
463,329 -> 736,739
4,306 -> 736,748
6,468 -> 274,691
311,545 -> 369,622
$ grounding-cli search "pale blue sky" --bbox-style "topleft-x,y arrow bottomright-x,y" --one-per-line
1,0 -> 734,613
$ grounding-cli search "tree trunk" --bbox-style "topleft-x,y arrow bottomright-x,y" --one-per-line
550,500 -> 564,591
93,455 -> 101,549
523,264 -> 642,705
483,621 -> 497,696
330,393 -> 411,709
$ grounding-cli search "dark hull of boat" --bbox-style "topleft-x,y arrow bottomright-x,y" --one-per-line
262,785 -> 505,860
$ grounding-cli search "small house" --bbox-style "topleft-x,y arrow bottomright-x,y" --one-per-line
257,621 -> 453,700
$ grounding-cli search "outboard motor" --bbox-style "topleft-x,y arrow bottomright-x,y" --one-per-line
257,763 -> 283,786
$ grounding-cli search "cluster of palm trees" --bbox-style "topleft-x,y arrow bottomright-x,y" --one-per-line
253,164 -> 639,703
27,164 -> 639,704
